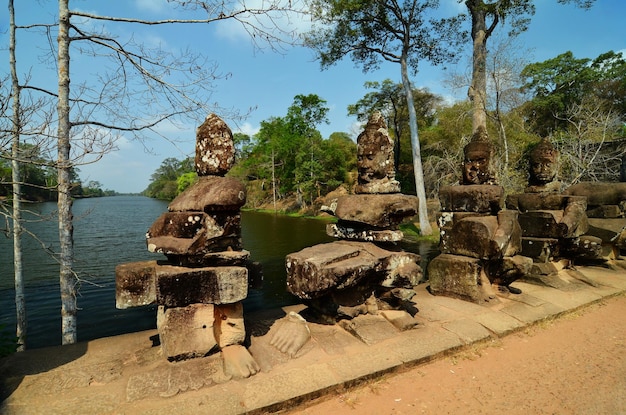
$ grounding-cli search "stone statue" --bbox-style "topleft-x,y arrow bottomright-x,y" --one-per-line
428,131 -> 531,303
355,111 -> 401,194
461,126 -> 497,186
563,178 -> 626,263
116,114 -> 260,378
526,137 -> 562,193
505,138 -> 593,265
273,112 -> 423,357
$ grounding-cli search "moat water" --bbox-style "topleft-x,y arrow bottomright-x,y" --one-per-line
0,196 -> 436,349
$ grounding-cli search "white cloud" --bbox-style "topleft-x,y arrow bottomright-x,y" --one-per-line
235,122 -> 260,136
213,0 -> 311,44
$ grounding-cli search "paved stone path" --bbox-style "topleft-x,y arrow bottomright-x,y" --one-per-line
1,265 -> 625,415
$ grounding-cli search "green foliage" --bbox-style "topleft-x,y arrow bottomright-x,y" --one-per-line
306,0 -> 465,73
142,157 -> 194,200
521,50 -> 626,136
177,172 -> 198,194
0,144 -> 95,201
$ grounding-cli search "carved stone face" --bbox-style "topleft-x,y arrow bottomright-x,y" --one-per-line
529,156 -> 558,185
358,149 -> 390,184
528,140 -> 558,186
462,149 -> 491,185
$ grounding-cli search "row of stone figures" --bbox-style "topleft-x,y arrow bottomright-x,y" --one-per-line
429,128 -> 626,303
115,112 -> 626,379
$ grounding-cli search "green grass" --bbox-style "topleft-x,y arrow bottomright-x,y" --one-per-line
399,222 -> 440,243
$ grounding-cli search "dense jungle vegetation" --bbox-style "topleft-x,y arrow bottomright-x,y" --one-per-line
145,50 -> 626,214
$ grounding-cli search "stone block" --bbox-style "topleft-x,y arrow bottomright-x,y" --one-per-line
338,314 -> 399,345
486,255 -> 533,287
587,218 -> 626,243
379,310 -> 419,331
156,304 -> 218,360
518,210 -> 565,238
521,237 -> 559,261
214,303 -> 246,348
168,175 -> 246,212
324,194 -> 418,227
286,241 -> 420,300
587,205 -> 622,218
286,242 -> 381,299
563,181 -> 626,207
115,260 -> 157,309
427,254 -> 493,304
155,264 -> 248,307
438,184 -> 504,214
326,223 -> 404,242
440,215 -> 499,259
147,211 -> 242,256
506,193 -> 577,212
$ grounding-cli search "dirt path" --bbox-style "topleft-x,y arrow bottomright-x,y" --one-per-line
290,293 -> 626,415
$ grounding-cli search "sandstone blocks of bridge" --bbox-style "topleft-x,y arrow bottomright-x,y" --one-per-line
563,181 -> 626,258
116,114 -> 260,374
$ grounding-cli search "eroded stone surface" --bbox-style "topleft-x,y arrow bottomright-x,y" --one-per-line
168,175 -> 246,212
286,241 -> 421,301
323,194 -> 418,228
326,223 -> 404,242
156,264 -> 248,307
146,211 -> 242,256
354,112 -> 400,194
439,185 -> 504,214
195,113 -> 235,176
428,254 -> 496,304
157,304 -> 218,360
115,260 -> 157,309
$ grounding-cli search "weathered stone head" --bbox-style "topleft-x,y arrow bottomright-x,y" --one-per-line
355,112 -> 400,194
528,138 -> 559,187
195,113 -> 235,176
461,127 -> 496,185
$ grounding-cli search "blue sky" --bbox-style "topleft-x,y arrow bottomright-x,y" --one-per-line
2,0 -> 625,193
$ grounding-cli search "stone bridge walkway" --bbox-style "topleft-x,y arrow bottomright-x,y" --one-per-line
1,265 -> 625,415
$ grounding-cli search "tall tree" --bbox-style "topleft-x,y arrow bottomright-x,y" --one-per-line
305,0 -> 465,235
8,0 -> 25,351
461,0 -> 596,139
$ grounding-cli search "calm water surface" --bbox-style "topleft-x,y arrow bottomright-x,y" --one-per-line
0,196 -> 436,349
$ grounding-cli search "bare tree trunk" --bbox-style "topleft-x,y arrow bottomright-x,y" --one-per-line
468,1 -> 489,136
401,54 -> 432,235
57,0 -> 77,345
9,0 -> 26,352
271,149 -> 277,212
